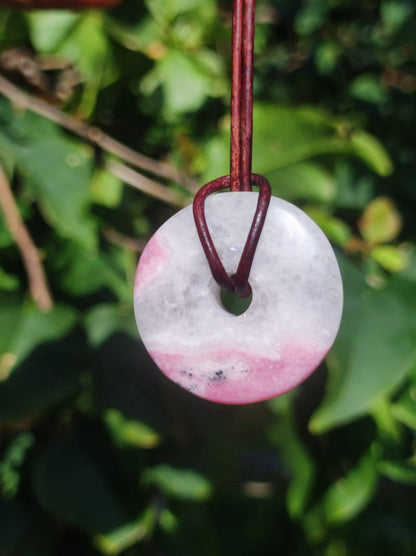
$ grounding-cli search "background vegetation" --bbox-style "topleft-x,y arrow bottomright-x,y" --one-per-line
0,0 -> 416,554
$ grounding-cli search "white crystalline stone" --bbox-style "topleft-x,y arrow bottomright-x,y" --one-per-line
133,192 -> 343,404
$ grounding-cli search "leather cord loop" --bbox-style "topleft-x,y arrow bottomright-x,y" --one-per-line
193,1 -> 271,299
193,174 -> 271,298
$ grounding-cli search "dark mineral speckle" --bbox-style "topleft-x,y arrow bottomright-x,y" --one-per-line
184,384 -> 197,393
201,370 -> 227,383
212,370 -> 226,382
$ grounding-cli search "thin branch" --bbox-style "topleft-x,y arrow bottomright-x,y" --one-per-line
102,227 -> 146,252
0,165 -> 53,312
106,160 -> 188,207
0,73 -> 193,187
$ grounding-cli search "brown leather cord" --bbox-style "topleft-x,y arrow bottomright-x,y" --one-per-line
193,174 -> 271,298
231,0 -> 256,191
193,0 -> 271,299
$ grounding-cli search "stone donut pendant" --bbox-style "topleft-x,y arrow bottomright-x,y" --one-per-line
133,192 -> 343,405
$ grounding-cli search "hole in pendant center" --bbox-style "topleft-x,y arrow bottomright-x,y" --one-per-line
220,287 -> 253,316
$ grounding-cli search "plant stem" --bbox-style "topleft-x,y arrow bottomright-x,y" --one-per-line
0,166 -> 53,312
0,73 -> 197,192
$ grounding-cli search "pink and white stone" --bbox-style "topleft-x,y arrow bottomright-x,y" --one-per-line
134,192 -> 343,405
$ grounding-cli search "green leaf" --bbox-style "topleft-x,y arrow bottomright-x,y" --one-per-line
94,510 -> 155,555
253,105 -> 342,174
381,0 -> 414,35
359,197 -> 402,244
370,245 -> 409,272
0,293 -> 22,360
84,304 -> 137,346
0,304 -> 80,422
0,209 -> 14,249
0,128 -> 17,176
295,3 -> 328,35
0,432 -> 34,499
146,0 -> 210,22
33,438 -> 128,534
199,104 -> 393,183
0,344 -> 83,423
26,11 -> 81,52
144,49 -> 212,115
104,409 -> 160,449
105,12 -> 160,53
195,133 -> 228,183
371,396 -> 402,442
267,162 -> 337,203
254,105 -> 392,177
268,407 -> 315,519
324,448 -> 379,523
0,101 -> 96,249
0,302 -> 77,381
18,134 -> 96,250
158,508 -> 178,533
0,363 -> 81,424
142,465 -> 212,501
378,459 -> 416,484
310,256 -> 416,433
303,447 -> 379,542
7,304 -> 78,375
0,267 -> 19,291
315,42 -> 342,75
57,13 -> 118,116
391,387 -> 416,430
327,448 -> 379,521
56,245 -> 128,301
145,0 -> 216,45
0,97 -> 51,138
305,207 -> 352,247
90,168 -> 123,208
28,12 -> 117,114
350,74 -> 388,105
0,8 -> 11,36
334,161 -> 375,210
0,8 -> 30,49
348,131 -> 393,177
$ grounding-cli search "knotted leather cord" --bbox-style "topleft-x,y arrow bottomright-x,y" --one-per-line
193,0 -> 271,299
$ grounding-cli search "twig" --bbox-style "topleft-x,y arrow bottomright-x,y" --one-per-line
106,160 -> 188,207
0,166 -> 53,312
0,73 -> 191,187
102,227 -> 146,252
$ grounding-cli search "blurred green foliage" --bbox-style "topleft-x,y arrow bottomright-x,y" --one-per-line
0,0 -> 416,554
